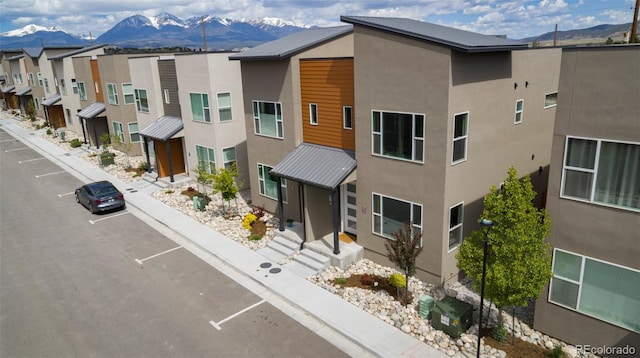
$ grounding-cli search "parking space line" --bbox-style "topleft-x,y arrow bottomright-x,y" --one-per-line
134,246 -> 183,265
18,157 -> 45,164
4,146 -> 27,151
35,170 -> 67,178
89,211 -> 130,224
58,192 -> 75,197
209,299 -> 266,331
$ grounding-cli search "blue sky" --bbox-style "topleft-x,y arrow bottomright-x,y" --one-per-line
0,0 -> 635,39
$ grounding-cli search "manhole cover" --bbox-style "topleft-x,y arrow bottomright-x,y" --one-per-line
260,262 -> 272,268
269,268 -> 281,274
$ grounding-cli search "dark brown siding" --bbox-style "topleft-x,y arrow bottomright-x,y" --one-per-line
90,59 -> 103,103
300,59 -> 355,150
158,59 -> 181,117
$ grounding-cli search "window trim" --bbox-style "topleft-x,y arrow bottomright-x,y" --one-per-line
222,146 -> 237,170
371,109 -> 425,163
77,81 -> 87,100
134,88 -> 149,113
195,144 -> 216,174
217,92 -> 232,122
122,83 -> 134,105
343,106 -> 353,130
106,83 -> 119,105
514,99 -> 524,124
257,163 -> 287,203
549,248 -> 640,333
544,92 -> 558,108
371,192 -> 423,246
309,103 -> 318,125
128,122 -> 140,143
252,100 -> 284,139
190,92 -> 211,123
112,121 -> 125,143
452,111 -> 469,165
447,201 -> 464,252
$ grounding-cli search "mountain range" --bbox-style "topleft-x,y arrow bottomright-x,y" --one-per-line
0,12 -> 635,50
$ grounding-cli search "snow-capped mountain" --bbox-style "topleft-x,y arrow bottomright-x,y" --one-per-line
1,24 -> 89,48
1,24 -> 65,37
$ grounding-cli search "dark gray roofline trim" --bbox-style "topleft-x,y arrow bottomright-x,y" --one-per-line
274,168 -> 356,191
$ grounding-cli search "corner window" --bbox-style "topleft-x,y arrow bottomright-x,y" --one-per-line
77,81 -> 87,100
107,83 -> 119,105
190,93 -> 210,123
253,101 -> 283,138
372,193 -> 422,243
309,103 -> 318,125
112,121 -> 125,143
122,83 -> 134,104
514,99 -> 524,124
343,106 -> 353,130
195,145 -> 215,174
128,123 -> 140,143
223,147 -> 237,170
258,163 -> 287,202
372,110 -> 424,162
452,112 -> 468,164
134,89 -> 149,113
544,92 -> 558,108
448,203 -> 464,250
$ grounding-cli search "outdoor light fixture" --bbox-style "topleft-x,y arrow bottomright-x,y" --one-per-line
477,218 -> 493,358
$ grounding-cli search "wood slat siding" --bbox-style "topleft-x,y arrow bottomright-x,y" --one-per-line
300,59 -> 355,150
158,59 -> 181,117
90,60 -> 103,103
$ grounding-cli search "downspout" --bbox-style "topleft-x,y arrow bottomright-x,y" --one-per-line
276,177 -> 285,232
331,188 -> 340,255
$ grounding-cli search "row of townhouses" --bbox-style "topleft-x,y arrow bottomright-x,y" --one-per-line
1,16 -> 637,349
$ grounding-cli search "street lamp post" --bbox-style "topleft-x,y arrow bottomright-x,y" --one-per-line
477,218 -> 493,358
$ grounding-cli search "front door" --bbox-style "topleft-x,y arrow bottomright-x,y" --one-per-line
341,181 -> 357,235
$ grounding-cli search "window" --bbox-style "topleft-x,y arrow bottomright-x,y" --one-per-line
309,103 -> 318,125
258,163 -> 287,202
122,83 -> 134,104
544,92 -> 558,108
112,121 -> 125,143
60,79 -> 67,95
448,203 -> 464,250
28,73 -> 34,86
372,193 -> 422,243
561,137 -> 640,210
253,101 -> 283,138
128,123 -> 140,143
134,89 -> 149,113
71,79 -> 78,94
163,89 -> 170,104
217,92 -> 232,122
37,72 -> 43,86
190,93 -> 210,122
549,249 -> 640,332
514,99 -> 524,124
34,98 -> 40,111
343,106 -> 353,130
223,147 -> 237,170
44,78 -> 50,93
77,82 -> 87,100
65,109 -> 72,125
452,112 -> 468,164
372,110 -> 424,162
106,83 -> 119,105
196,145 -> 215,173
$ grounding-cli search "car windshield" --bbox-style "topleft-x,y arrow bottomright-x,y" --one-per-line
93,186 -> 119,196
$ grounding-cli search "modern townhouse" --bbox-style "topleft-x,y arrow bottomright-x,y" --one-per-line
71,54 -> 110,148
533,45 -> 640,348
174,52 -> 248,189
0,49 -> 24,111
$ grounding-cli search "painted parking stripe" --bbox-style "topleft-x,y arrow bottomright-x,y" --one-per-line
18,157 -> 45,163
58,192 -> 75,197
89,211 -> 130,224
35,170 -> 67,178
4,146 -> 27,151
209,299 -> 266,331
134,246 -> 183,265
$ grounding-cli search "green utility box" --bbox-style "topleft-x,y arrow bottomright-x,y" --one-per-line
99,152 -> 115,166
418,295 -> 434,320
430,296 -> 473,338
193,196 -> 206,211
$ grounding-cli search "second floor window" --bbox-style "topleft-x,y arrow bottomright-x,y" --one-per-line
343,106 -> 353,129
134,89 -> 149,113
107,83 -> 119,105
122,83 -> 134,104
514,99 -> 524,124
77,81 -> 87,100
452,112 -> 469,164
112,121 -> 125,143
37,72 -> 43,86
128,123 -> 140,143
253,100 -> 283,138
217,92 -> 232,122
190,93 -> 211,122
372,110 -> 424,162
28,73 -> 34,86
309,103 -> 318,125
60,79 -> 67,95
44,78 -> 50,93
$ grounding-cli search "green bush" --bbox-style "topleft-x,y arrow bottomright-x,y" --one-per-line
248,234 -> 262,241
46,128 -> 52,135
545,344 -> 565,358
491,325 -> 508,342
335,277 -> 347,285
388,273 -> 407,288
70,138 -> 82,148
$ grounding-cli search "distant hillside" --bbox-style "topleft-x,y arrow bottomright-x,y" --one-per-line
521,23 -> 634,42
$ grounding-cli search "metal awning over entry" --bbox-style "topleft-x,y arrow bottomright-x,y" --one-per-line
42,94 -> 61,106
271,143 -> 356,190
1,85 -> 15,93
15,87 -> 31,96
140,116 -> 183,141
77,102 -> 106,119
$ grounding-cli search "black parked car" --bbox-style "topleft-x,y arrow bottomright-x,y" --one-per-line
75,181 -> 126,214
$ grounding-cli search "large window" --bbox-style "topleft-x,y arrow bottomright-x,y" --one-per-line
372,110 -> 424,162
253,101 -> 283,138
561,137 -> 640,211
514,99 -> 524,124
448,203 -> 464,250
343,106 -> 353,130
196,145 -> 215,174
258,164 -> 287,202
544,92 -> 558,108
77,81 -> 87,100
190,93 -> 211,123
112,121 -> 125,143
223,147 -> 237,170
452,112 -> 468,164
106,83 -> 119,105
134,89 -> 149,113
372,193 -> 422,243
128,123 -> 140,143
217,92 -> 232,122
549,249 -> 640,332
122,83 -> 134,104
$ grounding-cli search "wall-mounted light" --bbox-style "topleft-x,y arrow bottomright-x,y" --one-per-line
525,81 -> 529,88
514,82 -> 518,89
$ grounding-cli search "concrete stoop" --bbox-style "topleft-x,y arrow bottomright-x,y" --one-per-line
290,248 -> 331,278
256,235 -> 299,263
257,235 -> 332,278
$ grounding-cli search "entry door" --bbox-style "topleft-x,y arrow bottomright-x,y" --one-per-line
341,181 -> 357,235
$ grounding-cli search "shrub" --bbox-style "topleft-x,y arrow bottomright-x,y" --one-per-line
335,277 -> 347,285
248,234 -> 262,241
251,205 -> 265,219
242,213 -> 257,230
360,274 -> 374,286
165,189 -> 174,194
388,273 -> 407,288
545,344 -> 565,358
70,138 -> 82,148
491,325 -> 508,342
138,161 -> 149,171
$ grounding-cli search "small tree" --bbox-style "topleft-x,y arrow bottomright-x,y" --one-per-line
384,222 -> 424,305
457,166 -> 552,330
99,132 -> 111,152
211,163 -> 242,215
26,99 -> 36,121
193,159 -> 213,195
110,134 -> 133,168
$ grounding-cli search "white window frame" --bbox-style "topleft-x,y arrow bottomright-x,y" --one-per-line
190,92 -> 211,123
28,73 -> 34,87
60,79 -> 67,95
217,92 -> 232,122
514,99 -> 524,124
544,92 -> 558,108
222,146 -> 237,170
549,248 -> 640,333
134,88 -> 149,113
371,192 -> 423,245
71,79 -> 78,94
43,78 -> 50,93
448,202 -> 464,251
128,122 -> 140,143
452,111 -> 469,164
164,89 -> 170,104
106,83 -> 119,105
252,100 -> 283,139
195,145 -> 216,174
257,163 -> 287,202
112,121 -> 125,143
343,106 -> 353,130
37,72 -> 43,86
309,103 -> 318,125
77,81 -> 87,100
372,110 -> 424,163
122,83 -> 134,105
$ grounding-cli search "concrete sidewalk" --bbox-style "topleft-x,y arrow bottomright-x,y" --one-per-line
0,115 -> 446,358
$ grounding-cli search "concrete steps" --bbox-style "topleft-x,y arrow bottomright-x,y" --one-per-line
256,235 -> 299,263
257,235 -> 331,278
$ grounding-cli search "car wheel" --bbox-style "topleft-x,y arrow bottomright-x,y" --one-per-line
75,193 -> 80,203
89,203 -> 96,214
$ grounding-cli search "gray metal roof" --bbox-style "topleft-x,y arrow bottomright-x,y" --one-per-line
271,143 -> 356,190
140,116 -> 183,141
23,47 -> 44,58
15,87 -> 31,96
42,94 -> 62,106
229,25 -> 352,61
2,85 -> 15,93
340,16 -> 527,53
5,54 -> 24,61
77,102 -> 106,119
48,44 -> 107,60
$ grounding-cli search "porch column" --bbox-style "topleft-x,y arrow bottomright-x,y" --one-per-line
277,177 -> 285,232
143,137 -> 151,173
80,117 -> 88,144
165,140 -> 174,183
92,120 -> 99,149
331,188 -> 340,255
